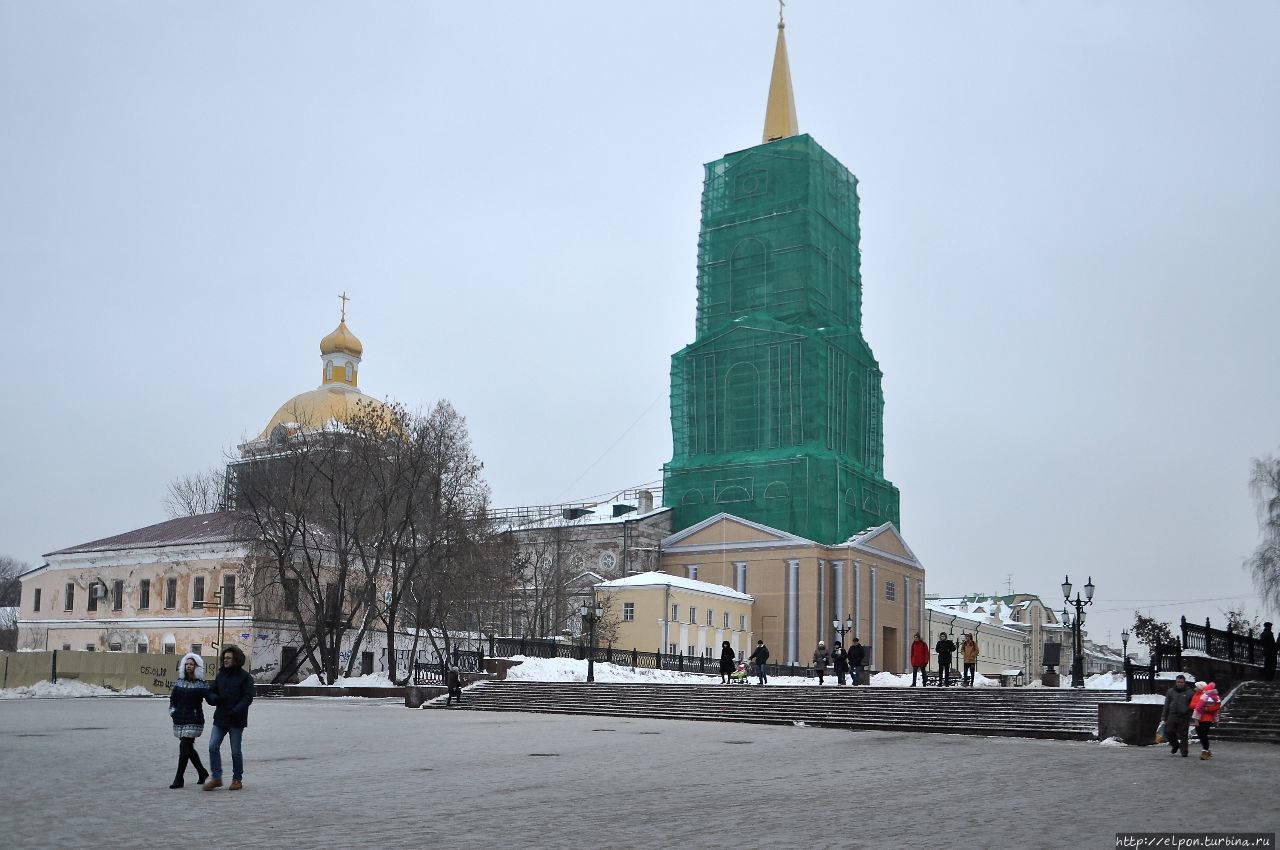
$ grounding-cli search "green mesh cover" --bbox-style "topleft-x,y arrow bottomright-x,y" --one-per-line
663,134 -> 900,544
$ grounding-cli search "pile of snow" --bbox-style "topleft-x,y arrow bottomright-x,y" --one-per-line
296,671 -> 397,688
1084,671 -> 1127,690
1098,737 -> 1127,747
0,681 -> 153,699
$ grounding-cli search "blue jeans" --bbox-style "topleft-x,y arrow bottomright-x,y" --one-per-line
208,725 -> 244,780
851,666 -> 864,686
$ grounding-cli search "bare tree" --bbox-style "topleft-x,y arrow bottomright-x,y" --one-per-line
1131,611 -> 1177,651
164,467 -> 226,518
0,555 -> 27,608
1246,454 -> 1280,613
1220,605 -> 1264,635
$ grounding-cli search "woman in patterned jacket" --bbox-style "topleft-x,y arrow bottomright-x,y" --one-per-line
167,652 -> 210,789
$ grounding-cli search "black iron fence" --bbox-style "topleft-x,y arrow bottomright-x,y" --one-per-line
1180,616 -> 1266,665
1123,643 -> 1183,701
486,635 -> 823,679
411,648 -> 484,686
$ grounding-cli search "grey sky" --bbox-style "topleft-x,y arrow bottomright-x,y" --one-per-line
3,2 -> 1277,649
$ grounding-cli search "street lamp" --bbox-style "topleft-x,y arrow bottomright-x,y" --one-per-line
1121,629 -> 1130,663
832,616 -> 854,645
1061,575 -> 1095,688
579,602 -> 604,684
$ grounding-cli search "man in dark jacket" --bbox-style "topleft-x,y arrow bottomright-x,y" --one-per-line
1161,674 -> 1193,757
749,640 -> 770,686
935,633 -> 957,687
1261,622 -> 1276,681
204,644 -> 255,790
848,637 -> 866,686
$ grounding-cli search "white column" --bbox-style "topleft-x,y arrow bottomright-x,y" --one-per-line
734,562 -> 747,594
853,559 -> 862,639
816,559 -> 825,645
832,560 -> 845,637
786,559 -> 800,665
869,564 -> 878,670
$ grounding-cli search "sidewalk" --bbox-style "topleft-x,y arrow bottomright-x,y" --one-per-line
0,697 -> 1273,849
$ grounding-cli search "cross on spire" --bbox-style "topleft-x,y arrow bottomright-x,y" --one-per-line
338,291 -> 350,322
778,0 -> 785,26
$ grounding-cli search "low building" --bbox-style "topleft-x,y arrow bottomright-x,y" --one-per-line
658,514 -> 926,671
594,570 -> 754,661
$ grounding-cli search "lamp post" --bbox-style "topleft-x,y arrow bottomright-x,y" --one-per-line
579,602 -> 603,684
1121,629 -> 1130,664
832,616 -> 854,646
1060,575 -> 1095,688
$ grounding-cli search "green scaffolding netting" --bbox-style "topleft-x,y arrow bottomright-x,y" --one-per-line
664,134 -> 900,545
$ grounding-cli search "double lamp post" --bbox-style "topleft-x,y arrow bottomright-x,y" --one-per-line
1060,575 -> 1094,688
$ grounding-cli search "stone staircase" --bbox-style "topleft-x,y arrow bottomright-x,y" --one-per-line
436,681 -> 1127,740
1213,681 -> 1280,744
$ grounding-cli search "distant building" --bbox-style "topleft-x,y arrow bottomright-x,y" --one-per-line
595,571 -> 754,660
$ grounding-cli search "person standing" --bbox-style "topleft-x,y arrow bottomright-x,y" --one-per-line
935,632 -> 957,687
960,634 -> 979,687
831,641 -> 849,686
848,637 -> 866,687
204,644 -> 255,791
446,665 -> 463,706
910,634 -> 930,687
1161,674 -> 1193,757
167,652 -> 209,789
811,641 -> 829,685
719,640 -> 737,685
1192,681 -> 1222,760
749,640 -> 770,686
1261,622 -> 1276,682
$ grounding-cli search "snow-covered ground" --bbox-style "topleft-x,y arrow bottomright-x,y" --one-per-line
0,680 -> 151,699
296,671 -> 397,688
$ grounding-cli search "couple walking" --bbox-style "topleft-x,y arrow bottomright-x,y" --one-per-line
166,645 -> 256,790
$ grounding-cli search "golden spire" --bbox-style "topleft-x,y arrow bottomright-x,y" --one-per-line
762,1 -> 799,144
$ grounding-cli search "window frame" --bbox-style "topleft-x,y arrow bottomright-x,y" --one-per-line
112,579 -> 124,611
164,577 -> 178,610
64,582 -> 74,612
139,579 -> 151,610
622,602 -> 635,622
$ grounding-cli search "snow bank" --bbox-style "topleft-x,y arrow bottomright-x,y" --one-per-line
295,671 -> 398,688
0,681 -> 153,699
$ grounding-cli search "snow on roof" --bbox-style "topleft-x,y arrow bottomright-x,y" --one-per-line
596,570 -> 753,601
925,600 -> 1024,632
500,492 -> 669,531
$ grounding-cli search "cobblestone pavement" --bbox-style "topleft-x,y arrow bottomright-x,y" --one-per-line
0,696 -> 1275,850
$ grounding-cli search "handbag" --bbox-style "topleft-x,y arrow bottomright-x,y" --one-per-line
1154,721 -> 1165,744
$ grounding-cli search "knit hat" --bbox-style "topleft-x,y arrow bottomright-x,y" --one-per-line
1195,681 -> 1207,690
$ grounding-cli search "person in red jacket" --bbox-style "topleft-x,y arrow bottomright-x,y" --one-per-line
910,633 -> 930,687
1192,681 -> 1222,760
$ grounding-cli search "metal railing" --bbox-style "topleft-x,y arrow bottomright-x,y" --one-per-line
486,635 -> 829,679
1180,616 -> 1266,665
1123,642 -> 1183,701
412,649 -> 484,686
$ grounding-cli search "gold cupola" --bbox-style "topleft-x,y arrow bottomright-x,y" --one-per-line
250,295 -> 389,444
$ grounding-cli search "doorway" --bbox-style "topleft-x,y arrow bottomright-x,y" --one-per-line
881,626 -> 898,673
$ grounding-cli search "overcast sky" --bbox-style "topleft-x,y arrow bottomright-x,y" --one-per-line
3,2 -> 1277,649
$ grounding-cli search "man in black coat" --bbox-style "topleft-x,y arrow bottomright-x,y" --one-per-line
830,641 -> 849,686
1261,622 -> 1276,682
749,640 -> 770,686
848,637 -> 867,686
1161,674 -> 1193,757
935,633 -> 957,687
204,644 -> 255,790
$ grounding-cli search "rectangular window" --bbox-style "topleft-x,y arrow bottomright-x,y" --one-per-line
33,588 -> 41,612
706,609 -> 713,626
139,579 -> 150,610
222,574 -> 236,608
283,579 -> 299,613
622,602 -> 635,622
108,642 -> 123,652
740,614 -> 747,631
87,586 -> 98,612
668,643 -> 676,656
112,580 -> 123,611
85,644 -> 95,652
687,645 -> 695,657
137,642 -> 148,654
689,607 -> 696,624
687,565 -> 698,580
723,612 -> 730,629
193,576 -> 205,608
671,604 -> 678,621
163,641 -> 176,655
64,583 -> 74,611
191,643 -> 202,655
165,577 -> 177,609
885,580 -> 896,602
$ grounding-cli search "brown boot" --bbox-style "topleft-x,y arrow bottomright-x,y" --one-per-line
228,780 -> 243,790
203,778 -> 223,790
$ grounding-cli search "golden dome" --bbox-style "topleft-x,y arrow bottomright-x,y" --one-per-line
255,386 -> 390,441
320,320 -> 363,357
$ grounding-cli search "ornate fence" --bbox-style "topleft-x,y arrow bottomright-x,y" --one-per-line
485,635 -> 813,679
1179,616 -> 1266,665
1123,642 -> 1183,701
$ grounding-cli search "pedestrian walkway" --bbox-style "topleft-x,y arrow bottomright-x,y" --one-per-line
0,697 -> 1273,850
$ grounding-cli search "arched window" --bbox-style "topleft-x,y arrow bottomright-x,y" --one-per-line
325,361 -> 333,381
724,362 -> 760,452
729,238 -> 767,313
345,363 -> 353,383
845,371 -> 864,461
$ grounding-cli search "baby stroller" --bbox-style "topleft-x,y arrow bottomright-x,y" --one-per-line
728,661 -> 749,685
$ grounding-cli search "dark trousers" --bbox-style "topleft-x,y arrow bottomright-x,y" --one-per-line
835,670 -> 847,685
938,661 -> 952,686
175,736 -> 206,782
963,663 -> 976,686
1196,721 -> 1213,752
1166,717 -> 1190,754
447,685 -> 462,705
1265,657 -> 1276,681
912,665 -> 928,686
